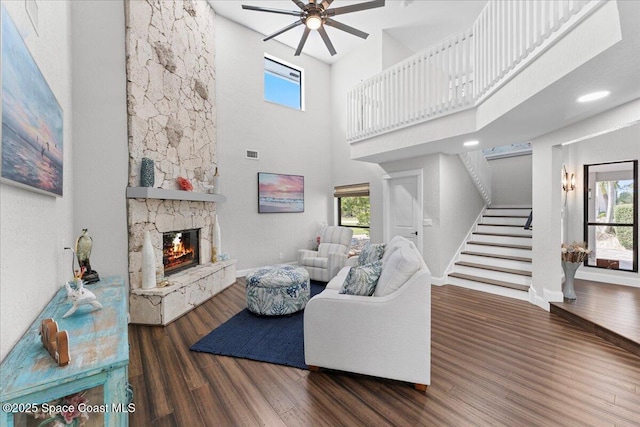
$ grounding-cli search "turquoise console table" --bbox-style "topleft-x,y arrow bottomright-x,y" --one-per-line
0,277 -> 130,426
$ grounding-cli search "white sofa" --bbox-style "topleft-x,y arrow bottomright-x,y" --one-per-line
304,236 -> 431,390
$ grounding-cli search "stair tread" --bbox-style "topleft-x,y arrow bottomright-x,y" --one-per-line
479,223 -> 528,227
461,251 -> 532,263
483,215 -> 530,218
473,231 -> 532,238
448,273 -> 530,292
467,241 -> 532,250
455,261 -> 532,276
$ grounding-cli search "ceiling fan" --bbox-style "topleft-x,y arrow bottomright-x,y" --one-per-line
242,0 -> 386,56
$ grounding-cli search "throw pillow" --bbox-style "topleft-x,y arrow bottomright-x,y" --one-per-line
381,235 -> 406,265
358,242 -> 386,266
374,242 -> 421,296
340,260 -> 383,296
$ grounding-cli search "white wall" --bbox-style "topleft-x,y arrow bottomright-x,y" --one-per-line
439,153 -> 485,277
215,16 -> 333,272
330,31 -> 386,243
563,122 -> 640,287
381,31 -> 414,70
70,1 -> 129,280
488,154 -> 532,206
0,1 -> 74,361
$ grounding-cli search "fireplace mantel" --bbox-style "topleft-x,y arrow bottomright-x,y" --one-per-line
126,187 -> 226,203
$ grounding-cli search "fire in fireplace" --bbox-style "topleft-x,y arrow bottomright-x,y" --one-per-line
163,229 -> 200,275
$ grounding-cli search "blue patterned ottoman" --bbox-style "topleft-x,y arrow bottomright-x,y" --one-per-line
246,265 -> 310,316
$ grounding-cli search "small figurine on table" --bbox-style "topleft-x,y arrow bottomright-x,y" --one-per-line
75,228 -> 100,284
63,267 -> 103,318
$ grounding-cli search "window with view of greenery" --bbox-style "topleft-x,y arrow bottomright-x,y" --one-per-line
584,160 -> 637,272
335,183 -> 370,252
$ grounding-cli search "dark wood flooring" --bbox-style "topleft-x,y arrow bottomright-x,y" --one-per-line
550,278 -> 640,357
128,280 -> 640,426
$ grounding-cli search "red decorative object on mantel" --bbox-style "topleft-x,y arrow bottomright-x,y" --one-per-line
177,176 -> 193,191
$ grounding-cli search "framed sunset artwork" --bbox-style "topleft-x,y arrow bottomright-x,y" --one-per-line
258,172 -> 304,213
1,5 -> 64,197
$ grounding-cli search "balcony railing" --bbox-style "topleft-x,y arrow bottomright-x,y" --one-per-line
347,0 -> 599,142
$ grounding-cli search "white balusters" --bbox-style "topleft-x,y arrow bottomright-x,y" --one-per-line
345,0 -> 597,143
459,151 -> 492,206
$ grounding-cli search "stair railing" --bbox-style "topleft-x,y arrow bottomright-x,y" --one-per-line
347,0 -> 599,143
459,150 -> 492,206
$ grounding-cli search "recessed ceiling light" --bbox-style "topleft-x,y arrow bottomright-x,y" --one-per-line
576,91 -> 610,103
463,140 -> 479,147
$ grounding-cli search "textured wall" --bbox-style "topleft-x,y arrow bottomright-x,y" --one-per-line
125,0 -> 217,288
125,0 -> 217,189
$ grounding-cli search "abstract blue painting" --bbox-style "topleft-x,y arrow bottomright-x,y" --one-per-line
1,5 -> 63,196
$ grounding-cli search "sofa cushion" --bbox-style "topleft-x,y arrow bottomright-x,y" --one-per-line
339,260 -> 383,296
375,242 -> 421,296
358,242 -> 386,265
381,235 -> 405,265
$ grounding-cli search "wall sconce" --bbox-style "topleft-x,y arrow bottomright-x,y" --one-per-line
562,165 -> 575,192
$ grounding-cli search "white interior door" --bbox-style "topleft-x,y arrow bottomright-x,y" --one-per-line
384,170 -> 423,252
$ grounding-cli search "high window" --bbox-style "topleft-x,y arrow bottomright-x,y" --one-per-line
335,183 -> 370,253
264,55 -> 303,110
583,160 -> 638,272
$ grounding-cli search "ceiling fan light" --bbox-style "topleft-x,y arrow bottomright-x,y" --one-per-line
306,15 -> 322,30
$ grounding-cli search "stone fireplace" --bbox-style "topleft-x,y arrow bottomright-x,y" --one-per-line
125,0 -> 236,325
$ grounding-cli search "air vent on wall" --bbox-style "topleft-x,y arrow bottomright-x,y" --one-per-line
245,149 -> 259,160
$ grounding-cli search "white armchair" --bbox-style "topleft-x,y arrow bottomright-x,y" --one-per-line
298,226 -> 353,282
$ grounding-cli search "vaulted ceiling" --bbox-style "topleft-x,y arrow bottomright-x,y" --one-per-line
208,0 -> 487,64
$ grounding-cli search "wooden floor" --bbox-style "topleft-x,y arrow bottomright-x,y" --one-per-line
128,280 -> 640,426
550,279 -> 640,357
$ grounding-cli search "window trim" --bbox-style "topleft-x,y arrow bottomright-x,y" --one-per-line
582,159 -> 638,272
264,53 -> 305,111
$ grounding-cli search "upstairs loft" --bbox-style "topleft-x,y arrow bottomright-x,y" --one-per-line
346,0 -> 640,163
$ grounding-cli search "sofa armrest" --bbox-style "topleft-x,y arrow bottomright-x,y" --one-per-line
298,249 -> 318,266
304,268 -> 431,385
345,256 -> 359,267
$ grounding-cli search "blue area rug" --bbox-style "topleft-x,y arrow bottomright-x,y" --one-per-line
190,281 -> 324,370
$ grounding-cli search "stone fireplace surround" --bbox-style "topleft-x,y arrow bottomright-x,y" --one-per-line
124,1 -> 236,325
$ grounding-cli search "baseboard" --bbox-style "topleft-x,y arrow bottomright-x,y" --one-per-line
431,276 -> 447,286
529,287 -> 549,311
575,269 -> 640,288
236,261 -> 297,279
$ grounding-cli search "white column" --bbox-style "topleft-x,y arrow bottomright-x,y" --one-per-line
531,143 -> 564,310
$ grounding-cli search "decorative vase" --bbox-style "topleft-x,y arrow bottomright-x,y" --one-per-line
212,167 -> 220,195
140,158 -> 155,187
141,230 -> 156,289
212,213 -> 221,262
561,261 -> 581,300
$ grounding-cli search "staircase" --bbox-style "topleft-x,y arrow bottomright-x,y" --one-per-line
447,207 -> 532,300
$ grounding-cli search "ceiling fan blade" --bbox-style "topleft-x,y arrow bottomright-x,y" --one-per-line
317,26 -> 337,56
321,0 -> 334,10
242,5 -> 301,17
291,0 -> 306,10
324,18 -> 368,39
295,27 -> 311,56
326,0 -> 385,16
263,21 -> 304,42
